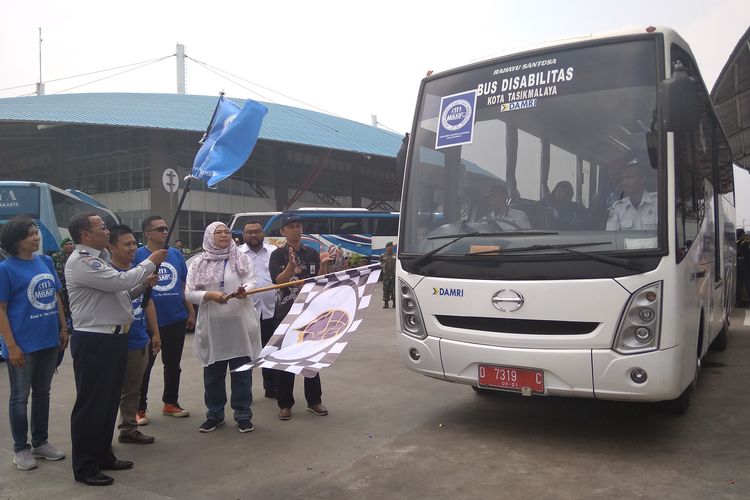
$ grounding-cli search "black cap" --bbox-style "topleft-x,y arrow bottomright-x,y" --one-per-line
280,211 -> 303,227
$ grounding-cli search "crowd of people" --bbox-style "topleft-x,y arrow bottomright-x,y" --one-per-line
0,210 -> 357,487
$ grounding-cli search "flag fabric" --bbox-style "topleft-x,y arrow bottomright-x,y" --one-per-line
192,96 -> 268,187
233,264 -> 381,376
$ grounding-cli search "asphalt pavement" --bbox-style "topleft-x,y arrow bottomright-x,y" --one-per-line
1,285 -> 749,499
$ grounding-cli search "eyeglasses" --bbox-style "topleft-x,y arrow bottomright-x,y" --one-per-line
148,226 -> 169,233
213,230 -> 232,236
87,225 -> 108,232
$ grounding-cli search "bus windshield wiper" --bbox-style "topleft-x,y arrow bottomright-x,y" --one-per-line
471,241 -> 641,270
407,230 -> 558,273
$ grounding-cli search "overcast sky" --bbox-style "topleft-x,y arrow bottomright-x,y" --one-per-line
1,0 -> 749,221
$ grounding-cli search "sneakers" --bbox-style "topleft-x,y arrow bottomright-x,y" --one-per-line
307,404 -> 329,416
198,418 -> 224,433
13,448 -> 37,470
237,420 -> 255,433
31,442 -> 65,461
162,403 -> 190,417
136,410 -> 149,426
278,408 -> 292,420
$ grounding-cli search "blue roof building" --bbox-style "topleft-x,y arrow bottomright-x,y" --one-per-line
0,93 -> 404,246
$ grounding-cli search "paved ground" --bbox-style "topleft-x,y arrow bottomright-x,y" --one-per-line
1,286 -> 749,499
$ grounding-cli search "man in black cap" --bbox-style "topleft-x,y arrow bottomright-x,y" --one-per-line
268,212 -> 332,420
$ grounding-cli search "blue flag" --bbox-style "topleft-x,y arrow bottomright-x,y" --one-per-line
192,96 -> 268,187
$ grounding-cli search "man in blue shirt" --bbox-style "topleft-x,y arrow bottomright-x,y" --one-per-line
135,216 -> 195,422
109,225 -> 162,445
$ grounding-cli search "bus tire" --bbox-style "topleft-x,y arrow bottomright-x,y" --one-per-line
710,327 -> 728,352
662,386 -> 691,415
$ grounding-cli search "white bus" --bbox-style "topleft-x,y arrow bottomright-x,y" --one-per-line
0,181 -> 119,254
230,209 -> 399,264
396,27 -> 737,414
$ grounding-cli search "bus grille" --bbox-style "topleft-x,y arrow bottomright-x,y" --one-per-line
435,315 -> 599,335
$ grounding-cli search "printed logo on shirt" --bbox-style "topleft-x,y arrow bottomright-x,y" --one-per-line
154,262 -> 179,292
132,295 -> 143,320
27,273 -> 57,311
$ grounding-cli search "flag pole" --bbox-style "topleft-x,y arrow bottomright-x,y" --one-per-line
225,263 -> 381,300
142,93 -> 225,308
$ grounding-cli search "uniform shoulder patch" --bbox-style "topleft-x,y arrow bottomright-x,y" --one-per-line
82,256 -> 105,270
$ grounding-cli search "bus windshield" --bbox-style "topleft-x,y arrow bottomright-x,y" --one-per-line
401,38 -> 662,260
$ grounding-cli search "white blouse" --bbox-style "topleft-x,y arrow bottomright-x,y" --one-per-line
185,256 -> 262,367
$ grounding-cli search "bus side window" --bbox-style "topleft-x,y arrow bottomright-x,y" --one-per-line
266,217 -> 282,237
672,44 -> 710,262
303,217 -> 331,234
332,217 -> 368,234
373,217 -> 398,236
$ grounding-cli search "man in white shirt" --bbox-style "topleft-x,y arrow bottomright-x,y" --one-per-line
606,163 -> 658,231
237,221 -> 278,398
477,183 -> 531,230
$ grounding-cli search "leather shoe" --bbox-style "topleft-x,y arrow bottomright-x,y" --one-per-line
307,404 -> 329,416
79,472 -> 114,486
100,459 -> 134,471
278,407 -> 292,420
118,431 -> 155,444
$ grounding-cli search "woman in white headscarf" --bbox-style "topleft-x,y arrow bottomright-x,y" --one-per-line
185,222 -> 261,434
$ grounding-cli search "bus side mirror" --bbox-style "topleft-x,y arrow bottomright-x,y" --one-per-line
660,61 -> 700,132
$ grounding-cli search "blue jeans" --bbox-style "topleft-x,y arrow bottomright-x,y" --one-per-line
203,357 -> 252,423
6,346 -> 59,453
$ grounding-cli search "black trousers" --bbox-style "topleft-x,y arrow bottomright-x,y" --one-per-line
260,315 -> 278,393
139,319 -> 186,409
70,331 -> 128,481
276,371 -> 322,409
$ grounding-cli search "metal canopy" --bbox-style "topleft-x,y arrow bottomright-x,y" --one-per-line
712,26 -> 750,170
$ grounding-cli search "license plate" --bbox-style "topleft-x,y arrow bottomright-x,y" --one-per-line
478,364 -> 545,394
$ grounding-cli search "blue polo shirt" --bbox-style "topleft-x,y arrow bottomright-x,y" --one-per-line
113,265 -> 150,351
0,255 -> 61,357
134,246 -> 188,327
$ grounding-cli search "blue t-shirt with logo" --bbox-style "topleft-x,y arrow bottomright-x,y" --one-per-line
0,255 -> 61,357
134,246 -> 188,327
114,265 -> 150,351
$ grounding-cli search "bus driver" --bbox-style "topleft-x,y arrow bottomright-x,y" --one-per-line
476,183 -> 531,230
606,161 -> 658,231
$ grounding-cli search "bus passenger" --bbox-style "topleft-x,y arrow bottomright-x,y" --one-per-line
545,181 -> 586,230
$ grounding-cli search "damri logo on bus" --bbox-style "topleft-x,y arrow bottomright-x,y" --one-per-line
432,287 -> 464,297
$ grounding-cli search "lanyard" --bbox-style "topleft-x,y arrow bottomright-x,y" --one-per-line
219,259 -> 228,290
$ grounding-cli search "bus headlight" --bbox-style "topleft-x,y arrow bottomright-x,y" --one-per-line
613,281 -> 662,354
399,279 -> 427,339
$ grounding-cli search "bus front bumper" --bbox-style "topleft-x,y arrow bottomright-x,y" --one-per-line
398,334 -> 686,402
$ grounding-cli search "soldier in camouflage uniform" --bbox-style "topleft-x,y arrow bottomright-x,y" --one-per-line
379,242 -> 396,308
52,237 -> 75,328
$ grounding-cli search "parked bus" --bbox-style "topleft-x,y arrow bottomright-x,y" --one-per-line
0,181 -> 119,253
228,211 -> 281,240
230,209 -> 399,264
396,27 -> 736,413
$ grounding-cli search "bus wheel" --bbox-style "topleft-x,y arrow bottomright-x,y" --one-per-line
663,386 -> 691,415
710,327 -> 728,352
662,351 -> 700,415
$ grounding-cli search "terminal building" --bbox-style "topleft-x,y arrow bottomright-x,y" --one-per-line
0,93 -> 403,247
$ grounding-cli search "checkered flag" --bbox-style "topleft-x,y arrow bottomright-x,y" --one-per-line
233,264 -> 381,377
